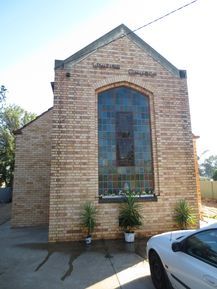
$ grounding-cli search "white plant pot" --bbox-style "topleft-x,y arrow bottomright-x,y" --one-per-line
124,232 -> 135,243
85,236 -> 92,245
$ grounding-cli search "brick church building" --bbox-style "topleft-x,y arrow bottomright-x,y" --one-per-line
11,24 -> 200,242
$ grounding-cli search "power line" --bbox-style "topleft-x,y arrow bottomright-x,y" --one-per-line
129,0 -> 199,36
63,0 -> 199,66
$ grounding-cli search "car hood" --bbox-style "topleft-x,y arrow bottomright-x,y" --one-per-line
149,229 -> 195,243
148,223 -> 217,248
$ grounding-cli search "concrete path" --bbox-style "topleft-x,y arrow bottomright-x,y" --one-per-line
0,222 -> 154,289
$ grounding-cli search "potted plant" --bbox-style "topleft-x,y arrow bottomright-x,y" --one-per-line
119,192 -> 143,242
81,201 -> 97,244
174,199 -> 196,230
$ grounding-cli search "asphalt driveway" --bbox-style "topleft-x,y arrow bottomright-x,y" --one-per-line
0,221 -> 155,289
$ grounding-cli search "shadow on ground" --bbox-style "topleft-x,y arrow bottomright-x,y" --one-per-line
0,222 -> 154,289
17,238 -> 148,281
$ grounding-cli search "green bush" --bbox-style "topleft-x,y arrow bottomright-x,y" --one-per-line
213,170 -> 217,181
81,202 -> 97,236
174,199 -> 196,230
119,192 -> 143,233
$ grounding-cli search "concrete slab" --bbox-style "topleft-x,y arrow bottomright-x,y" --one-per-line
200,217 -> 217,228
0,222 -> 154,289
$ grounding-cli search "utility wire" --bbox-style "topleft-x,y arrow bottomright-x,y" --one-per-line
128,0 -> 199,36
63,0 -> 199,65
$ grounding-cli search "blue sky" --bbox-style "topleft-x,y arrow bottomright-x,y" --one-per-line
1,0 -> 217,156
1,0 -> 111,69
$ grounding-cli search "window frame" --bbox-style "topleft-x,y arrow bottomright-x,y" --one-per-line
97,84 -> 156,202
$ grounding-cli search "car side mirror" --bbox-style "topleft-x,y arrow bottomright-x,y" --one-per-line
172,241 -> 183,252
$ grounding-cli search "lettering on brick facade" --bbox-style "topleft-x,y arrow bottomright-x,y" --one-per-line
128,69 -> 157,77
93,63 -> 120,69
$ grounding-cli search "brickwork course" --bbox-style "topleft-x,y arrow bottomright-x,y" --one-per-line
12,108 -> 52,227
12,24 -> 200,242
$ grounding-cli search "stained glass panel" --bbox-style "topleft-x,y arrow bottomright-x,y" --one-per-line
98,86 -> 154,196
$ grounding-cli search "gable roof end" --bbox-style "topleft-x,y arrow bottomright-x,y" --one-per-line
55,24 -> 186,79
13,107 -> 53,135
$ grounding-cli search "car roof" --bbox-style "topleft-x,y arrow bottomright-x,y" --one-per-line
198,222 -> 217,233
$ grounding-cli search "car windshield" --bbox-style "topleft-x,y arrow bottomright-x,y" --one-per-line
185,229 -> 217,267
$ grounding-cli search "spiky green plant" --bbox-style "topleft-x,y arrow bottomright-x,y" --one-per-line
81,202 -> 97,236
119,192 -> 143,233
174,199 -> 196,230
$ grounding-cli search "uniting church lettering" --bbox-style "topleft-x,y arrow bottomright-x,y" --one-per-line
92,63 -> 157,77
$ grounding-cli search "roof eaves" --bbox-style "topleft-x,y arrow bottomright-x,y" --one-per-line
125,28 -> 182,78
13,107 -> 53,135
55,24 -> 186,78
192,133 -> 200,139
55,24 -> 127,69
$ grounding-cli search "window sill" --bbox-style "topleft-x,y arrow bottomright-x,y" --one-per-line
98,194 -> 158,203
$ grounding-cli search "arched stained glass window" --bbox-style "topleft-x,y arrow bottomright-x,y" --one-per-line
98,86 -> 154,196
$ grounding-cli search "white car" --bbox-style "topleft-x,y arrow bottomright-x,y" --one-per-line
147,223 -> 217,289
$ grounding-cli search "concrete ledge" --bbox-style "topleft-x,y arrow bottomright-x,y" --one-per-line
99,195 -> 158,203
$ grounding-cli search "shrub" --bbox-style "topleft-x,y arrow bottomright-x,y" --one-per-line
174,199 -> 196,230
81,202 -> 97,236
213,170 -> 217,181
119,192 -> 143,233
